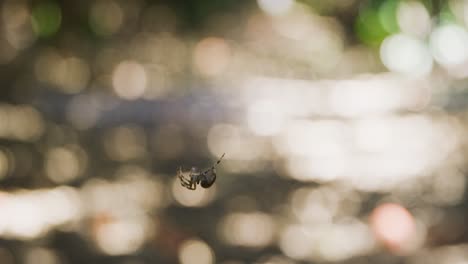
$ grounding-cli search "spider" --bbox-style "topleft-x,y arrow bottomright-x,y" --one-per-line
178,153 -> 225,190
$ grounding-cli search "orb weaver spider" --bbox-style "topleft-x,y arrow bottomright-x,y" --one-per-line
177,153 -> 225,190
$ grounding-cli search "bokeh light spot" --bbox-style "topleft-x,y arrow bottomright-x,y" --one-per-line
57,57 -> 90,93
430,24 -> 468,67
179,239 -> 215,264
2,0 -> 36,50
0,149 -> 13,181
370,203 -> 415,253
378,0 -> 400,34
380,33 -> 433,76
89,0 -> 123,37
45,145 -> 87,184
112,61 -> 147,100
257,0 -> 294,16
219,212 -> 275,248
278,225 -> 312,260
397,1 -> 431,37
31,1 -> 61,38
355,7 -> 389,46
193,37 -> 231,77
94,216 -> 149,256
0,105 -> 45,142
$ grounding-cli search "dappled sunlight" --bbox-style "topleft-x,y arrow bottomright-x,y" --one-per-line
0,0 -> 468,263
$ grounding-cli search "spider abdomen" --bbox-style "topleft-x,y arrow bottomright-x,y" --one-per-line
200,174 -> 216,188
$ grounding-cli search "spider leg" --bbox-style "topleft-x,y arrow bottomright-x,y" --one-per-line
181,178 -> 192,188
178,168 -> 200,190
202,153 -> 225,174
177,167 -> 186,182
179,175 -> 191,185
188,171 -> 199,190
179,177 -> 190,187
181,178 -> 194,190
178,167 -> 194,189
183,182 -> 195,189
180,179 -> 196,190
178,168 -> 192,183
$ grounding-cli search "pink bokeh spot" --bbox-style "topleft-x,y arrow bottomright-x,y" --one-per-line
370,203 -> 415,253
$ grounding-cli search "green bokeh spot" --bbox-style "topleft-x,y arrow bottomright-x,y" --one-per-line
31,2 -> 62,38
379,0 -> 400,34
355,8 -> 388,46
439,3 -> 457,25
420,0 -> 433,14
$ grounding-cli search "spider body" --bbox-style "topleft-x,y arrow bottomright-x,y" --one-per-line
178,153 -> 225,190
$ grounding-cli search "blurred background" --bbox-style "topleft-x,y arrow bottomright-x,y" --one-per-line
1,0 -> 468,263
